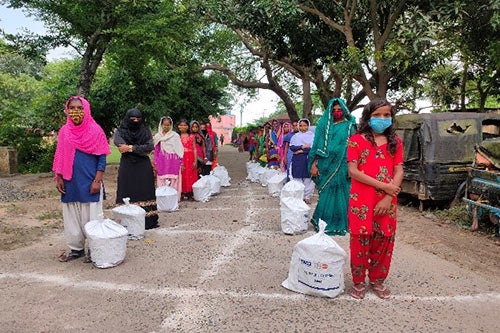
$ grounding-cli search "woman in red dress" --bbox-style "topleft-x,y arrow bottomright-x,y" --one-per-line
347,98 -> 403,300
178,119 -> 198,200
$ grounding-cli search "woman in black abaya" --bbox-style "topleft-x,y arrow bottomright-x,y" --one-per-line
114,108 -> 159,229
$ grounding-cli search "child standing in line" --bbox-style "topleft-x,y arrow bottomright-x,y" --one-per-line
346,98 -> 403,300
289,119 -> 315,204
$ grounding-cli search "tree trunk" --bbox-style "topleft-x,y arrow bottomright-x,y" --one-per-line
477,81 -> 488,112
76,33 -> 111,97
302,79 -> 312,120
460,62 -> 469,112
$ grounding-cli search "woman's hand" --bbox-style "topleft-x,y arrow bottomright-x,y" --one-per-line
118,144 -> 132,154
310,162 -> 319,177
383,182 -> 401,197
90,181 -> 101,194
373,195 -> 392,216
55,175 -> 65,194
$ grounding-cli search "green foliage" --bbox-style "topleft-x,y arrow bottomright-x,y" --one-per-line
434,203 -> 499,234
0,124 -> 55,173
433,204 -> 472,229
106,145 -> 121,164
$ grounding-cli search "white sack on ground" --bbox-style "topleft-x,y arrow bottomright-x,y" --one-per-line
246,161 -> 260,182
205,174 -> 221,195
282,220 -> 347,298
111,197 -> 146,240
155,185 -> 178,212
256,166 -> 267,184
280,179 -> 305,200
263,168 -> 281,188
280,196 -> 311,235
85,217 -> 128,269
212,165 -> 231,187
268,172 -> 287,197
192,176 -> 211,202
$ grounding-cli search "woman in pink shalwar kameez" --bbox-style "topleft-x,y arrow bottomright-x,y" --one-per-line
153,117 -> 184,201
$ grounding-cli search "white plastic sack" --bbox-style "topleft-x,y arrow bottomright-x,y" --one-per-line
156,185 -> 178,212
268,172 -> 287,197
212,165 -> 231,187
205,174 -> 221,195
111,197 -> 146,240
282,220 -> 347,298
280,179 -> 305,200
85,217 -> 128,269
192,176 -> 211,202
262,168 -> 281,187
255,166 -> 267,184
280,196 -> 311,235
246,161 -> 260,182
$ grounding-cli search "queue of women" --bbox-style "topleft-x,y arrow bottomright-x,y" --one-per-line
53,95 -> 402,300
243,97 -> 403,300
53,98 -> 220,256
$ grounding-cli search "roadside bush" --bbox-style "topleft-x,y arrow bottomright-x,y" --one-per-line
435,203 -> 498,235
0,125 -> 55,174
434,204 -> 471,229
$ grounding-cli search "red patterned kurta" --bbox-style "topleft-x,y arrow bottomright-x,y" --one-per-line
347,134 -> 403,236
180,134 -> 198,194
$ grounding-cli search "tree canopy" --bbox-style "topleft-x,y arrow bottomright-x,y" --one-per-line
0,0 -> 498,173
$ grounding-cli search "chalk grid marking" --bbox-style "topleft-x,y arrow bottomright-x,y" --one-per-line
2,181 -> 498,331
1,272 -> 498,304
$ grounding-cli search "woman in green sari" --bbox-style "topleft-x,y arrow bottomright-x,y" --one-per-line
308,98 -> 356,235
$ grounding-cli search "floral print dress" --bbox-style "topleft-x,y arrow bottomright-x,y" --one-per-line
347,134 -> 403,237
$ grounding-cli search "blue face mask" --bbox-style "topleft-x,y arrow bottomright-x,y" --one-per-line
369,117 -> 392,133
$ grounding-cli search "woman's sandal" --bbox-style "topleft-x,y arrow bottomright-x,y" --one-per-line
58,249 -> 85,262
349,283 -> 366,299
370,282 -> 391,299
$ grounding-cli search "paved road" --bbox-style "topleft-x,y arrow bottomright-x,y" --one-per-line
1,146 -> 499,332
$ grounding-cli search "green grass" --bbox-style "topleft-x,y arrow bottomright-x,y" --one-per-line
107,145 -> 121,164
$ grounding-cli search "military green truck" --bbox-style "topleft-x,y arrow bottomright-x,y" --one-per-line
394,112 -> 500,211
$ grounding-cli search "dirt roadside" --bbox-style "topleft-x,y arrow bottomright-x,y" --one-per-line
0,153 -> 499,278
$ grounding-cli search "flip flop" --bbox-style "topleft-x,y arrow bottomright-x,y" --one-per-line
370,282 -> 391,299
349,283 -> 366,299
58,249 -> 85,262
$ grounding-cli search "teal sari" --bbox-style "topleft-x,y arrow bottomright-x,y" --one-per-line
308,98 -> 356,235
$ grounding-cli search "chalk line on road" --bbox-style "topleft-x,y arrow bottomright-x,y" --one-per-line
160,181 -> 261,330
1,272 -> 499,304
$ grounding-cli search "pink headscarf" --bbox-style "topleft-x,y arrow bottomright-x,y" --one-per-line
52,96 -> 110,180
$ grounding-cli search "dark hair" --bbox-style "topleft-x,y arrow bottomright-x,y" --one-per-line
357,98 -> 398,155
177,119 -> 190,134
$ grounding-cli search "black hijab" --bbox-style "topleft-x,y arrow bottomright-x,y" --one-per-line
118,108 -> 151,145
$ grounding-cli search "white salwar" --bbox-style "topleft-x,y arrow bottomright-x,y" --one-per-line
61,188 -> 103,250
294,178 -> 315,201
